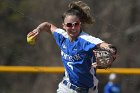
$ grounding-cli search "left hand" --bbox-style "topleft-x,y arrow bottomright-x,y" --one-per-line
92,62 -> 97,68
26,29 -> 39,45
93,42 -> 117,69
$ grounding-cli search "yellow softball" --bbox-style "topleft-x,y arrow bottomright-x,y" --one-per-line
27,36 -> 36,45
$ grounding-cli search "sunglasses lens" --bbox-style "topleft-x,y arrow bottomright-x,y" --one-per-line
74,22 -> 80,27
65,22 -> 80,27
66,23 -> 73,27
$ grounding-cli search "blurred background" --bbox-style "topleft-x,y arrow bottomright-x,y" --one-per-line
0,0 -> 140,93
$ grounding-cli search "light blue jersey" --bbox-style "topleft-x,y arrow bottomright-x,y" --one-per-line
53,28 -> 103,88
104,82 -> 121,93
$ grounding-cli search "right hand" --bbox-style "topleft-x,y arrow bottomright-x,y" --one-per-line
27,28 -> 39,38
27,29 -> 39,45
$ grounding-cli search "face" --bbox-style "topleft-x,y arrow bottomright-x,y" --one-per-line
63,15 -> 81,41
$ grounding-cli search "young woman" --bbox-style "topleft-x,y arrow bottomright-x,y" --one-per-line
27,1 -> 117,93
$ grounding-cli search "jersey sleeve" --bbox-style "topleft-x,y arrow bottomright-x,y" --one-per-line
53,28 -> 68,47
79,32 -> 104,51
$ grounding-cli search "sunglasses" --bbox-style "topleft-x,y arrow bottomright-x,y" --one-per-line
64,22 -> 81,27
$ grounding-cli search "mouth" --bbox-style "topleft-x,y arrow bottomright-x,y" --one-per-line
69,30 -> 78,37
71,30 -> 77,33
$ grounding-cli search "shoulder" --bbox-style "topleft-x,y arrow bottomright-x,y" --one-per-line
54,28 -> 68,38
79,31 -> 104,45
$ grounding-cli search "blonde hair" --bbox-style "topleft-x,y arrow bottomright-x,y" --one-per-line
62,1 -> 95,24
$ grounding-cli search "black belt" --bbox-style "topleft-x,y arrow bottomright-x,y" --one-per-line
62,80 -> 89,92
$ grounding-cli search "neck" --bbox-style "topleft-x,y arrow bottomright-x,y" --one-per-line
69,36 -> 76,42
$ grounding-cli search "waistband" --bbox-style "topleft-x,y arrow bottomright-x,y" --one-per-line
62,80 -> 89,92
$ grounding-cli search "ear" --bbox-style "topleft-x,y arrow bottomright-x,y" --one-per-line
62,23 -> 66,29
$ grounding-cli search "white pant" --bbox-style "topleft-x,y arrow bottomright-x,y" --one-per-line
57,69 -> 99,93
56,80 -> 98,93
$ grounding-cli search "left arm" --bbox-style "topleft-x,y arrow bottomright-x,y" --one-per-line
97,42 -> 117,55
92,42 -> 117,68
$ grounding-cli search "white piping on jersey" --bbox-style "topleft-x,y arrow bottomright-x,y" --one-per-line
64,69 -> 70,80
55,28 -> 104,45
90,67 -> 99,88
55,28 -> 69,38
79,32 -> 104,45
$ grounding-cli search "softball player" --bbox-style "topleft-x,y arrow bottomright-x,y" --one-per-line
27,1 -> 115,93
104,73 -> 121,93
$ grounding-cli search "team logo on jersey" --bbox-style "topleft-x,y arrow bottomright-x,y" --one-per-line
73,48 -> 77,51
61,50 -> 82,61
62,44 -> 66,49
73,46 -> 77,51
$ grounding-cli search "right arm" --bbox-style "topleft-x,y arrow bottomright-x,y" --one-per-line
27,22 -> 57,41
36,22 -> 57,34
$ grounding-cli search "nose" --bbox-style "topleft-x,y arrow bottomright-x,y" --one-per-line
71,25 -> 76,29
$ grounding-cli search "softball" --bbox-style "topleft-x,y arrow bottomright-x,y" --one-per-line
27,36 -> 36,45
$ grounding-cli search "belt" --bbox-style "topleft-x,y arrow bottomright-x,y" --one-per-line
62,80 -> 89,92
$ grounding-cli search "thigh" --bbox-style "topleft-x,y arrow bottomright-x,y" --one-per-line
88,87 -> 98,93
57,82 -> 77,93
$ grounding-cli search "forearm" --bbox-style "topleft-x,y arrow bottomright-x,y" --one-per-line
27,22 -> 57,45
97,42 -> 117,54
28,22 -> 57,37
36,22 -> 57,34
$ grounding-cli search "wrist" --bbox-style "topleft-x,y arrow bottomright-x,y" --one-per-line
108,45 -> 117,54
36,26 -> 41,33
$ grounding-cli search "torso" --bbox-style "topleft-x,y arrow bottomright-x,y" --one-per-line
53,28 -> 103,88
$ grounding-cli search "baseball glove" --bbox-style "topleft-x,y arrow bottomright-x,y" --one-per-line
93,47 -> 117,69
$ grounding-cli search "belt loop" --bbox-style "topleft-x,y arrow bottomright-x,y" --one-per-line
93,86 -> 96,90
67,82 -> 71,88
